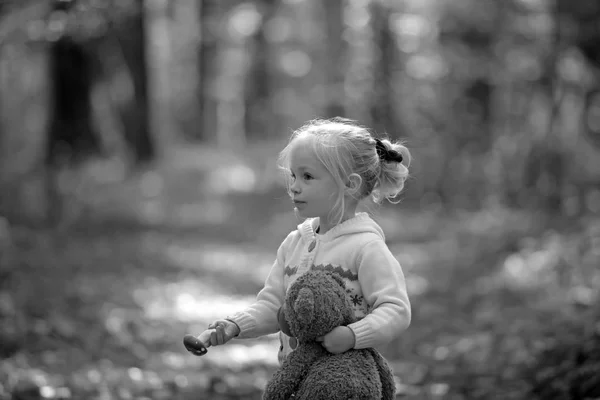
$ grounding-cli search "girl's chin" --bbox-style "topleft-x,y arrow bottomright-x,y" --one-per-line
294,207 -> 311,218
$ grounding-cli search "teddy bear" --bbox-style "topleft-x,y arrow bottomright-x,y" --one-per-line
263,269 -> 396,400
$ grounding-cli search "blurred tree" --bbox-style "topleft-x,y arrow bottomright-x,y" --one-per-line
0,5 -> 3,167
46,32 -> 101,167
584,90 -> 600,148
438,0 -> 497,152
557,0 -> 600,214
44,0 -> 156,168
566,0 -> 600,148
245,0 -> 276,139
566,1 -> 600,69
45,0 -> 103,224
197,0 -> 221,141
523,144 -> 566,212
40,0 -> 156,224
113,0 -> 155,164
370,0 -> 401,137
0,3 -> 3,153
431,1 -> 501,208
323,0 -> 346,117
521,0 -> 567,213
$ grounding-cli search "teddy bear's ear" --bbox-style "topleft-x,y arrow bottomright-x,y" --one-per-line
294,287 -> 314,325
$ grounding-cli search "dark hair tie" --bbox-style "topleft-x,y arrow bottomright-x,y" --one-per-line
375,138 -> 403,163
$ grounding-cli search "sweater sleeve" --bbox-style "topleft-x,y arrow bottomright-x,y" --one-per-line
226,233 -> 292,339
348,239 -> 411,349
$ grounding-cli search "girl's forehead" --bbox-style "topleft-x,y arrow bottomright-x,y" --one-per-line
289,137 -> 315,157
289,137 -> 322,168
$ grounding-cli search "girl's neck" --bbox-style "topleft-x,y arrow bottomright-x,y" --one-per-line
318,203 -> 358,235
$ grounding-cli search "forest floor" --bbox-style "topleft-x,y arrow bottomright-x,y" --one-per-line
1,143 -> 599,400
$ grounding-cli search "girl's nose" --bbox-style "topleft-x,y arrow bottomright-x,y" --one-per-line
290,181 -> 301,194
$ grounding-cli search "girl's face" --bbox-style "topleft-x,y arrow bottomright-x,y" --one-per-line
287,136 -> 341,224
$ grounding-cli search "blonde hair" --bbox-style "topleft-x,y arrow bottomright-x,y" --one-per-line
278,117 -> 411,224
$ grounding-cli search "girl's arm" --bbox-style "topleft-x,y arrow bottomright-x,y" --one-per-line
226,233 -> 295,338
348,239 -> 411,349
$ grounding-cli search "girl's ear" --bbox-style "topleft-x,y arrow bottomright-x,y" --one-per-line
346,173 -> 362,195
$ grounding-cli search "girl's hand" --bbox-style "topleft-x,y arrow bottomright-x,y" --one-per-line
207,319 -> 240,346
316,326 -> 355,354
277,306 -> 293,336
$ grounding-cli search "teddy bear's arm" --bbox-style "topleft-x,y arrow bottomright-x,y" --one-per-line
263,344 -> 326,400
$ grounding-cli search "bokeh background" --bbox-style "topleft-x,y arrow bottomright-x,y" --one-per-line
1,0 -> 600,399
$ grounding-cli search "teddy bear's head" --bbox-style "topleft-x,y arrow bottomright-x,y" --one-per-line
283,269 -> 356,342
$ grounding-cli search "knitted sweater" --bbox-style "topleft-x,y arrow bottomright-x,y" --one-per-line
227,212 -> 411,362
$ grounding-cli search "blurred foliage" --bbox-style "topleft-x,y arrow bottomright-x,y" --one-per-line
2,0 -> 600,216
526,310 -> 600,400
1,0 -> 600,399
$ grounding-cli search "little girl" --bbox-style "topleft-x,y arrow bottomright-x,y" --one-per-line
199,117 -> 411,364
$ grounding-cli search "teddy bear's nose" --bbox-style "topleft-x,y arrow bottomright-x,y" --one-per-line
294,287 -> 314,325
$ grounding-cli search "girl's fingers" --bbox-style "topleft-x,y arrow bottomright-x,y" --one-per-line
207,321 -> 232,345
210,329 -> 219,346
213,324 -> 227,344
217,324 -> 226,344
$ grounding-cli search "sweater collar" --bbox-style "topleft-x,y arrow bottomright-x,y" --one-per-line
298,212 -> 385,242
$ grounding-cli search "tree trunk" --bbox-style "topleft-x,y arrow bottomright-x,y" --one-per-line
197,0 -> 220,142
370,1 -> 398,136
0,3 -> 4,174
44,0 -> 102,225
46,36 -> 100,167
323,0 -> 346,118
245,0 -> 276,140
521,0 -> 568,213
115,0 -> 155,164
145,0 -> 175,150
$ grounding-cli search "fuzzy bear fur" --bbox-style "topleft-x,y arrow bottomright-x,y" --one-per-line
263,270 -> 396,400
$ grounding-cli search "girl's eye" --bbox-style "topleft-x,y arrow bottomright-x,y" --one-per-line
303,173 -> 313,180
290,172 -> 296,180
